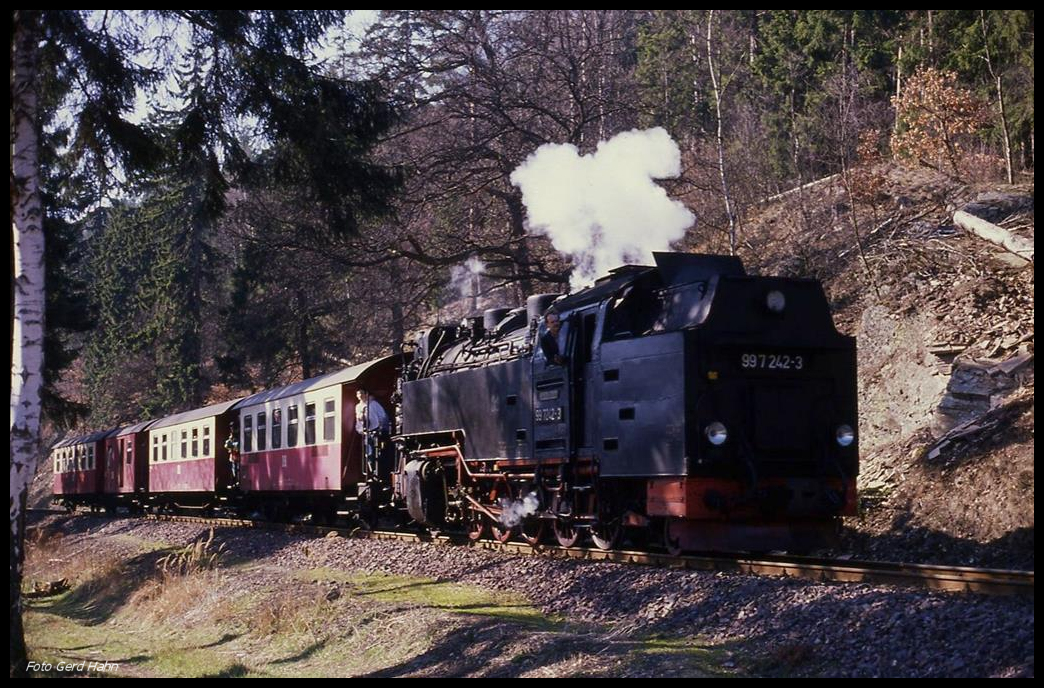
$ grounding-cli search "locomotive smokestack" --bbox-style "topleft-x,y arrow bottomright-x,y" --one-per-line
483,308 -> 511,332
510,127 -> 694,290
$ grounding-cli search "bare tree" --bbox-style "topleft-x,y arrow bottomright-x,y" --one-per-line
705,10 -> 740,255
979,11 -> 1014,184
357,11 -> 641,298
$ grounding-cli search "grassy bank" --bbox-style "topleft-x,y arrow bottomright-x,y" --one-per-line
22,520 -> 727,677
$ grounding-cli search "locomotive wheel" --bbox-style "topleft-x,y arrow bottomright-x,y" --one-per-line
553,518 -> 581,548
466,508 -> 487,541
316,507 -> 337,527
521,517 -> 546,546
590,518 -> 621,551
490,520 -> 516,544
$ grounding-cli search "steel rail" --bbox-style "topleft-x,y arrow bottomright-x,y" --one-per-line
122,513 -> 1035,598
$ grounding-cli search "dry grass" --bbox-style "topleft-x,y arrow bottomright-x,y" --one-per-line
129,569 -> 223,623
127,529 -> 233,623
24,524 -> 70,581
156,528 -> 226,576
252,586 -> 333,639
25,525 -> 127,617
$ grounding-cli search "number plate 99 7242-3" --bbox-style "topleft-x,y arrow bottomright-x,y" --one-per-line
739,353 -> 805,371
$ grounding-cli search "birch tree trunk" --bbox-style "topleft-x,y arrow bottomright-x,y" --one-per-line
11,10 -> 46,677
706,10 -> 739,255
893,44 -> 903,136
994,74 -> 1014,184
980,11 -> 1014,184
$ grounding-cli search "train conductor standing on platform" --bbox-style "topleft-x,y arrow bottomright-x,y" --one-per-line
355,388 -> 390,480
355,388 -> 390,435
224,424 -> 240,487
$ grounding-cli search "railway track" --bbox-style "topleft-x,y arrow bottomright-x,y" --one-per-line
98,513 -> 1032,598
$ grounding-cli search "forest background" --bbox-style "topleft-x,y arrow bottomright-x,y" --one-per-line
17,9 -> 1036,443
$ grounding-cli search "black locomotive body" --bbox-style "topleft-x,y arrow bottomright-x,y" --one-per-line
394,252 -> 858,552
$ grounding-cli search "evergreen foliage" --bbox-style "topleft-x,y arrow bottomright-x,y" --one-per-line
38,100 -> 96,429
155,10 -> 403,235
751,11 -> 902,182
83,176 -> 215,422
635,11 -> 709,134
58,11 -> 403,423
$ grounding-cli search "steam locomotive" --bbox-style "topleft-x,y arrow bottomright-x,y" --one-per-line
394,252 -> 858,552
52,252 -> 857,553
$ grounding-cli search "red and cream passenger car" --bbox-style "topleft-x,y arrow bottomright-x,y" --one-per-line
147,399 -> 242,510
102,419 -> 156,509
235,355 -> 400,520
51,428 -> 119,510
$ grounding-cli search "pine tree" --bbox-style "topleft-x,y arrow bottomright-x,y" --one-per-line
753,11 -> 901,183
635,11 -> 709,134
948,11 -> 1034,181
83,175 -> 220,423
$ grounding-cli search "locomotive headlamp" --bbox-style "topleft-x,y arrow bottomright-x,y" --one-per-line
836,424 -> 855,447
766,290 -> 786,314
705,422 -> 728,446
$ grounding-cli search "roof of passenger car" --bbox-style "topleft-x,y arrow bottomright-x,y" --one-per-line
149,399 -> 245,431
53,427 -> 121,447
116,419 -> 158,437
236,355 -> 399,409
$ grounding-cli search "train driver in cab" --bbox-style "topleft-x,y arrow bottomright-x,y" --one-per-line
540,311 -> 568,366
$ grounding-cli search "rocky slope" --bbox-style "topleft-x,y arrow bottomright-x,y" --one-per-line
738,163 -> 1034,569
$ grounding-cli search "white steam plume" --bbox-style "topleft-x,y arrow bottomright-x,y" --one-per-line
498,492 -> 540,528
448,256 -> 486,310
510,127 -> 694,290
